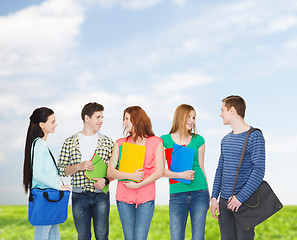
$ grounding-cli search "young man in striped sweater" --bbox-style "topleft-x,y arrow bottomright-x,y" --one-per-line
211,95 -> 265,240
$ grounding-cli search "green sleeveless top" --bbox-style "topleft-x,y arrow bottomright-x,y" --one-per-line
161,134 -> 208,194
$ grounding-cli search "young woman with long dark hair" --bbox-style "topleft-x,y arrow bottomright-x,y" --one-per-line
23,107 -> 70,240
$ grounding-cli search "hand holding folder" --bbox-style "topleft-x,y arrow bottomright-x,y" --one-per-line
84,153 -> 109,193
118,142 -> 146,182
170,144 -> 195,184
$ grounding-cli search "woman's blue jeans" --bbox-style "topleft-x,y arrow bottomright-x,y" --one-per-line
117,200 -> 155,240
169,190 -> 209,240
34,224 -> 60,240
72,191 -> 110,240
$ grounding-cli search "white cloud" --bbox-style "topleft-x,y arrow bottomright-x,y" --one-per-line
122,0 -> 164,10
284,34 -> 297,51
173,0 -> 186,7
68,0 -> 297,83
74,70 -> 97,89
92,0 -> 118,8
263,15 -> 297,34
88,0 -> 297,78
0,92 -> 33,116
266,136 -> 297,154
154,72 -> 213,94
0,78 -> 67,116
164,0 -> 297,54
68,1 -> 287,82
93,0 -> 169,10
203,127 -> 230,138
0,0 -> 84,76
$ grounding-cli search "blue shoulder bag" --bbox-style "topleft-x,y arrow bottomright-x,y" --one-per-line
28,139 -> 70,226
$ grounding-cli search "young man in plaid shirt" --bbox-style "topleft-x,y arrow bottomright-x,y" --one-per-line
58,102 -> 114,240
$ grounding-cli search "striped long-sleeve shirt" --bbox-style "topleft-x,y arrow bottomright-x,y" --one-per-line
211,128 -> 265,203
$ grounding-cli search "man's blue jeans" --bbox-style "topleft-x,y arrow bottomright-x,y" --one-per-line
169,190 -> 209,240
72,191 -> 110,240
117,200 -> 155,240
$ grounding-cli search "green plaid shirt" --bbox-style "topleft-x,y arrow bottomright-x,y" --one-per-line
58,132 -> 114,192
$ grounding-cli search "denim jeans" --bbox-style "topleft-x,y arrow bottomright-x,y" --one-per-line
219,198 -> 255,240
117,200 -> 155,240
169,190 -> 209,240
72,191 -> 110,240
34,225 -> 60,240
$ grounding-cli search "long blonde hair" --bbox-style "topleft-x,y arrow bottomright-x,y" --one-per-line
169,104 -> 197,137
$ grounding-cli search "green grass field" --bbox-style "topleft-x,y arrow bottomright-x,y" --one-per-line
0,205 -> 296,239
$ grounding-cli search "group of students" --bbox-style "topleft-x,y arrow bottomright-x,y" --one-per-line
23,95 -> 266,240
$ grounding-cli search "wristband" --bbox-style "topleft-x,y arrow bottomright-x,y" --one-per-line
104,177 -> 110,186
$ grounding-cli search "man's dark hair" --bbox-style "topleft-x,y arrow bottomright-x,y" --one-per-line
81,102 -> 104,121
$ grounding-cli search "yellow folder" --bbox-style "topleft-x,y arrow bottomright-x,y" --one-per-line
119,142 -> 146,182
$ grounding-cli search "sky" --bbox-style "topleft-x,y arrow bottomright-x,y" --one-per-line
0,0 -> 297,205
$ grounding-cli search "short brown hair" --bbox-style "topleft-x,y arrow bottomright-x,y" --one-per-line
222,95 -> 246,118
169,104 -> 197,136
123,106 -> 155,142
81,102 -> 104,121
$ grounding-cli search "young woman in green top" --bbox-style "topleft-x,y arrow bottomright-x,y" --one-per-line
161,104 -> 209,240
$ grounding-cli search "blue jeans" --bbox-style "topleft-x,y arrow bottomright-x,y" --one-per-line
219,198 -> 255,240
34,225 -> 60,240
169,190 -> 209,240
117,200 -> 155,240
72,191 -> 110,240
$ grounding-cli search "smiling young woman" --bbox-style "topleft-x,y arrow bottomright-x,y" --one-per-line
23,107 -> 70,240
107,106 -> 165,240
161,104 -> 209,240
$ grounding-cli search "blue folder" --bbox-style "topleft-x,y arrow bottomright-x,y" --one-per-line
170,144 -> 195,184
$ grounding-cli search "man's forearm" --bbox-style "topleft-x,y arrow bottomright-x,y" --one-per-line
65,164 -> 80,176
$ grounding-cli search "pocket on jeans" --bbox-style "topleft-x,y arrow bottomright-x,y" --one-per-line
72,192 -> 80,201
169,192 -> 184,201
170,192 -> 181,198
97,192 -> 110,201
198,190 -> 209,198
198,190 -> 209,196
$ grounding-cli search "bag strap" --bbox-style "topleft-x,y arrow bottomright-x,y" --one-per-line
48,149 -> 58,170
48,148 -> 65,186
29,139 -> 38,191
231,127 -> 262,196
30,138 -> 64,192
43,191 -> 65,202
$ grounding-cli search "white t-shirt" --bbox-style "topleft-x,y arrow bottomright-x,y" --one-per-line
79,132 -> 98,162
